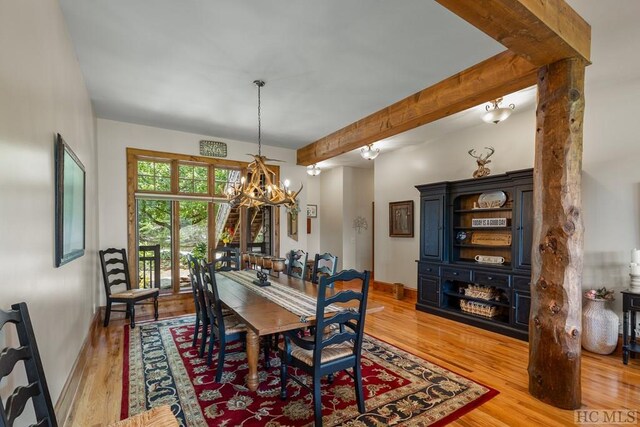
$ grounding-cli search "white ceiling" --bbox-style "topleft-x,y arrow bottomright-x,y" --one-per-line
59,0 -> 503,150
60,0 -> 637,170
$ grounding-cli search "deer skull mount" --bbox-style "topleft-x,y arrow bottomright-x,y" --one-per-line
468,147 -> 495,178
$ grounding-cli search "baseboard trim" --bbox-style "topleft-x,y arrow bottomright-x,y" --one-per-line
55,309 -> 101,426
373,280 -> 418,301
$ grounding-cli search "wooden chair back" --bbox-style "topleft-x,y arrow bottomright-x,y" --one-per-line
199,260 -> 227,336
313,269 -> 371,367
187,255 -> 207,319
286,249 -> 308,280
214,247 -> 241,272
99,248 -> 132,297
0,302 -> 57,427
138,244 -> 160,289
311,252 -> 339,284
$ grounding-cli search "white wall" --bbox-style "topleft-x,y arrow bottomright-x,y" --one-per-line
97,119 -> 307,297
319,167 -> 344,269
0,0 -> 99,408
315,166 -> 374,271
306,174 -> 321,256
350,168 -> 374,271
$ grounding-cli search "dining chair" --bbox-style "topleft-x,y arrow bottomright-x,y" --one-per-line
279,269 -> 371,426
311,252 -> 339,285
187,254 -> 209,357
286,249 -> 308,280
214,246 -> 241,272
138,244 -> 161,289
0,303 -> 178,427
0,302 -> 57,427
200,260 -> 272,381
99,248 -> 159,328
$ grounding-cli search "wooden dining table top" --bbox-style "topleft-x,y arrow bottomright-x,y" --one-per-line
215,271 -> 383,336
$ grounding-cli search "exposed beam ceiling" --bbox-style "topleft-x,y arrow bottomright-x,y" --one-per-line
436,0 -> 590,66
298,0 -> 590,166
297,51 -> 537,166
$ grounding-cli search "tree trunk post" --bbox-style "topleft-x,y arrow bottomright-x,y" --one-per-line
528,57 -> 586,409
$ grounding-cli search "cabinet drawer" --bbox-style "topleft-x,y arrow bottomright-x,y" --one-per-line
473,271 -> 510,287
628,295 -> 640,310
513,276 -> 532,292
441,267 -> 471,281
418,263 -> 440,276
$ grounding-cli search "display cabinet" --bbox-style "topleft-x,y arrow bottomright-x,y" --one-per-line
415,169 -> 533,340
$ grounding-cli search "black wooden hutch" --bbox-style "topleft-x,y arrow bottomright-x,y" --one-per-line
415,169 -> 533,340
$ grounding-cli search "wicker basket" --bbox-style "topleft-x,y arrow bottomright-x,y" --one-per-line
464,284 -> 497,300
460,299 -> 501,318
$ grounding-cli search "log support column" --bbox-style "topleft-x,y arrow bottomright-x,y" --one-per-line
528,57 -> 586,409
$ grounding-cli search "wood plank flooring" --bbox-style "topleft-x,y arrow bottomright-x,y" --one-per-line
66,288 -> 640,426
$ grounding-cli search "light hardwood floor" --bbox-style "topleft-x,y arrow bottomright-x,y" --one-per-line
66,287 -> 640,426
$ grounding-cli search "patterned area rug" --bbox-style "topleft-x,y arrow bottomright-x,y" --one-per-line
122,316 -> 498,426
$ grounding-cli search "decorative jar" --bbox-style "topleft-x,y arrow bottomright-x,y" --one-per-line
581,288 -> 619,355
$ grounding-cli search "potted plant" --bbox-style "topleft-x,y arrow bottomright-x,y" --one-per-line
582,287 -> 619,354
220,227 -> 234,246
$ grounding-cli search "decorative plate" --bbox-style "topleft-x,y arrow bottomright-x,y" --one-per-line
477,191 -> 507,208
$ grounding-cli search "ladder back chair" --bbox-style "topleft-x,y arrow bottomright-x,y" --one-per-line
214,246 -> 241,272
187,255 -> 209,357
279,269 -> 371,426
0,304 -> 178,427
200,260 -> 249,381
99,248 -> 159,328
200,261 -> 271,381
0,302 -> 57,427
138,244 -> 161,289
286,249 -> 308,280
311,252 -> 339,285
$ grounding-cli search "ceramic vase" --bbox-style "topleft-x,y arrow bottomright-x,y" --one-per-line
581,298 -> 619,355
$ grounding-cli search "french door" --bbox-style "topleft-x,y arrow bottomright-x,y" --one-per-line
127,148 -> 280,294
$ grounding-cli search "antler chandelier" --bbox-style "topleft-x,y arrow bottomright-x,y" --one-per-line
226,80 -> 302,214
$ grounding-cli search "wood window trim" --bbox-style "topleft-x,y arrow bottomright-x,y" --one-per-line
126,147 -> 281,292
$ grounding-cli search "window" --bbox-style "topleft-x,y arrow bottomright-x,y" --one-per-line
214,167 -> 241,196
178,164 -> 208,194
127,148 -> 280,294
137,160 -> 171,192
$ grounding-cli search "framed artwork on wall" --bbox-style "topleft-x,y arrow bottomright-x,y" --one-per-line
55,133 -> 86,266
306,204 -> 317,218
287,211 -> 298,241
389,200 -> 414,237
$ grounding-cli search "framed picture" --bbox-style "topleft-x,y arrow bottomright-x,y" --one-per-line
287,211 -> 298,241
306,204 -> 317,218
55,134 -> 86,266
389,200 -> 414,237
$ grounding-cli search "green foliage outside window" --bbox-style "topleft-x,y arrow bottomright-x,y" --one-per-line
178,164 -> 208,194
138,160 -> 171,192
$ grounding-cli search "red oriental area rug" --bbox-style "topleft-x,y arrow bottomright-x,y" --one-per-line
122,316 -> 497,426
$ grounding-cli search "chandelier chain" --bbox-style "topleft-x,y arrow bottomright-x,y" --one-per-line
257,82 -> 261,156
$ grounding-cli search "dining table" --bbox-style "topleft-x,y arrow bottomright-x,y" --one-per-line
214,270 -> 383,392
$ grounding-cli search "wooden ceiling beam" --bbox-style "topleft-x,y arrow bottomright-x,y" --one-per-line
436,0 -> 591,67
296,50 -> 537,166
